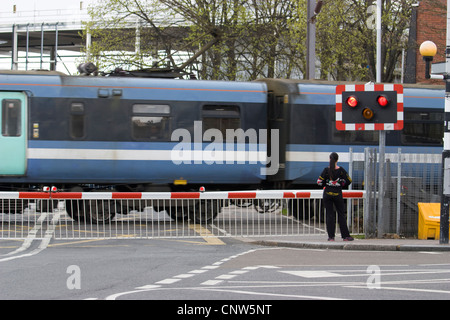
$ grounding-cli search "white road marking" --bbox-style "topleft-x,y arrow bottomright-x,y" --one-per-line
1,212 -> 48,257
105,248 -> 261,300
345,285 -> 450,295
0,212 -> 61,262
155,278 -> 182,284
280,271 -> 343,278
193,287 -> 347,300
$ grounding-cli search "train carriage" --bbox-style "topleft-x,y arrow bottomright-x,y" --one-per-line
0,70 -> 268,191
0,70 -> 445,222
259,79 -> 445,188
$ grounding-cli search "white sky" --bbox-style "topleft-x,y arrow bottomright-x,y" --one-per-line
0,0 -> 100,73
1,0 -> 98,12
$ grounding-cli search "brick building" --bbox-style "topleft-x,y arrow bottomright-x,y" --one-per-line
407,0 -> 446,84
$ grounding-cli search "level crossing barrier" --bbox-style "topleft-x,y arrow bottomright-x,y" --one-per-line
0,190 -> 365,240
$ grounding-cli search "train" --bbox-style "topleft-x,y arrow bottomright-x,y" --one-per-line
0,69 -> 444,222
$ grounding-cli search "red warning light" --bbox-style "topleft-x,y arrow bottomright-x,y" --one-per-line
346,96 -> 358,108
377,95 -> 389,107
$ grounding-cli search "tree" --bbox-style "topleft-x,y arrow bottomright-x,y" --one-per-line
83,0 -> 441,82
84,0 -> 307,80
314,0 -> 417,82
83,0 -> 188,72
158,0 -> 308,80
160,0 -> 249,80
243,0 -> 307,79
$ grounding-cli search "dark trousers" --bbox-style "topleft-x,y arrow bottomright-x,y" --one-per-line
323,192 -> 350,239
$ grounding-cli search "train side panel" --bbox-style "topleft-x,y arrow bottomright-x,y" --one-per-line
0,91 -> 28,176
0,72 -> 268,190
259,79 -> 445,187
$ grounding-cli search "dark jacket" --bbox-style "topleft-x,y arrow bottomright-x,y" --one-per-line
317,166 -> 352,196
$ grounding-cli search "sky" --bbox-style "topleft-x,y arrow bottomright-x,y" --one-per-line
0,0 -> 100,73
2,0 -> 98,12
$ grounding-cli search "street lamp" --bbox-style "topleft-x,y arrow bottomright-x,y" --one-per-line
419,40 -> 449,245
419,40 -> 438,79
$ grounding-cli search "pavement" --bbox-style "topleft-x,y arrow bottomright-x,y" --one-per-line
241,235 -> 450,252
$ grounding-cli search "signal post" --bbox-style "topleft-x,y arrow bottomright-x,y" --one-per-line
419,0 -> 450,245
336,83 -> 403,237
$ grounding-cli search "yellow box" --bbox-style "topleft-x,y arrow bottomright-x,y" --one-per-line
418,203 -> 446,240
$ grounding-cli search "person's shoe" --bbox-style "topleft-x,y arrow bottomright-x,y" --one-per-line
327,238 -> 335,241
343,236 -> 354,241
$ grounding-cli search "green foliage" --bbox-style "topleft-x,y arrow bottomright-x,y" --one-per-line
83,0 -> 432,82
314,0 -> 417,82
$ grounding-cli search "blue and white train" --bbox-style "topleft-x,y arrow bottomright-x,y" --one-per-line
261,79 -> 444,187
0,70 -> 444,221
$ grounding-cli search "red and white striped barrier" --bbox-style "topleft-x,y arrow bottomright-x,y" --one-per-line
0,190 -> 365,200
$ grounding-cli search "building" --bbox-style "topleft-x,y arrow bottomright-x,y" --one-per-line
0,0 -> 95,74
405,0 -> 446,84
0,0 -> 447,82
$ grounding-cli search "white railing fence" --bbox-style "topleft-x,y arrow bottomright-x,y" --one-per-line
0,190 -> 365,240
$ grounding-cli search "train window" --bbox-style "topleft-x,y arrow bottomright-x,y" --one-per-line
70,102 -> 85,139
202,105 -> 241,141
2,99 -> 21,137
133,104 -> 170,114
401,111 -> 443,146
132,104 -> 171,141
331,121 -> 379,145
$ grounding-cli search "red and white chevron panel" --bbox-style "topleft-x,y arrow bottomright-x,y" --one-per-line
0,190 -> 365,200
336,83 -> 404,131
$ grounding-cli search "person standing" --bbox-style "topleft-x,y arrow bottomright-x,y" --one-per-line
317,152 -> 354,241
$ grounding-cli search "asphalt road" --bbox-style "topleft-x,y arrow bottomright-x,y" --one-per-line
1,236 -> 450,303
1,204 -> 450,305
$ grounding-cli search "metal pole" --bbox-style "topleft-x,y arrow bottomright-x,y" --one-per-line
25,24 -> 29,71
396,148 -> 402,235
40,23 -> 44,70
86,28 -> 92,62
364,148 -> 370,237
440,0 -> 450,245
11,24 -> 18,70
420,2 -> 450,244
378,130 -> 386,237
54,23 -> 58,71
306,0 -> 316,80
376,0 -> 382,83
347,148 -> 353,228
364,147 -> 377,238
375,0 -> 386,238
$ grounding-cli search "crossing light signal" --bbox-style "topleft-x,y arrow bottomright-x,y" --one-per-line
336,84 -> 404,131
377,95 -> 389,107
362,107 -> 374,120
346,96 -> 358,108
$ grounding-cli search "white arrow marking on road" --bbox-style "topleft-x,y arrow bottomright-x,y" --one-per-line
280,271 -> 343,278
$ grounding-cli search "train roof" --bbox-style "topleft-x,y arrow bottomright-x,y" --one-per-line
256,78 -> 445,109
257,78 -> 444,92
0,71 -> 443,107
0,70 -> 268,103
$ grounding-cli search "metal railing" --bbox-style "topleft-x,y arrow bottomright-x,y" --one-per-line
0,190 -> 365,240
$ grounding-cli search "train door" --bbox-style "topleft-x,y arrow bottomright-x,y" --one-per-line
0,92 -> 27,175
267,92 -> 288,184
